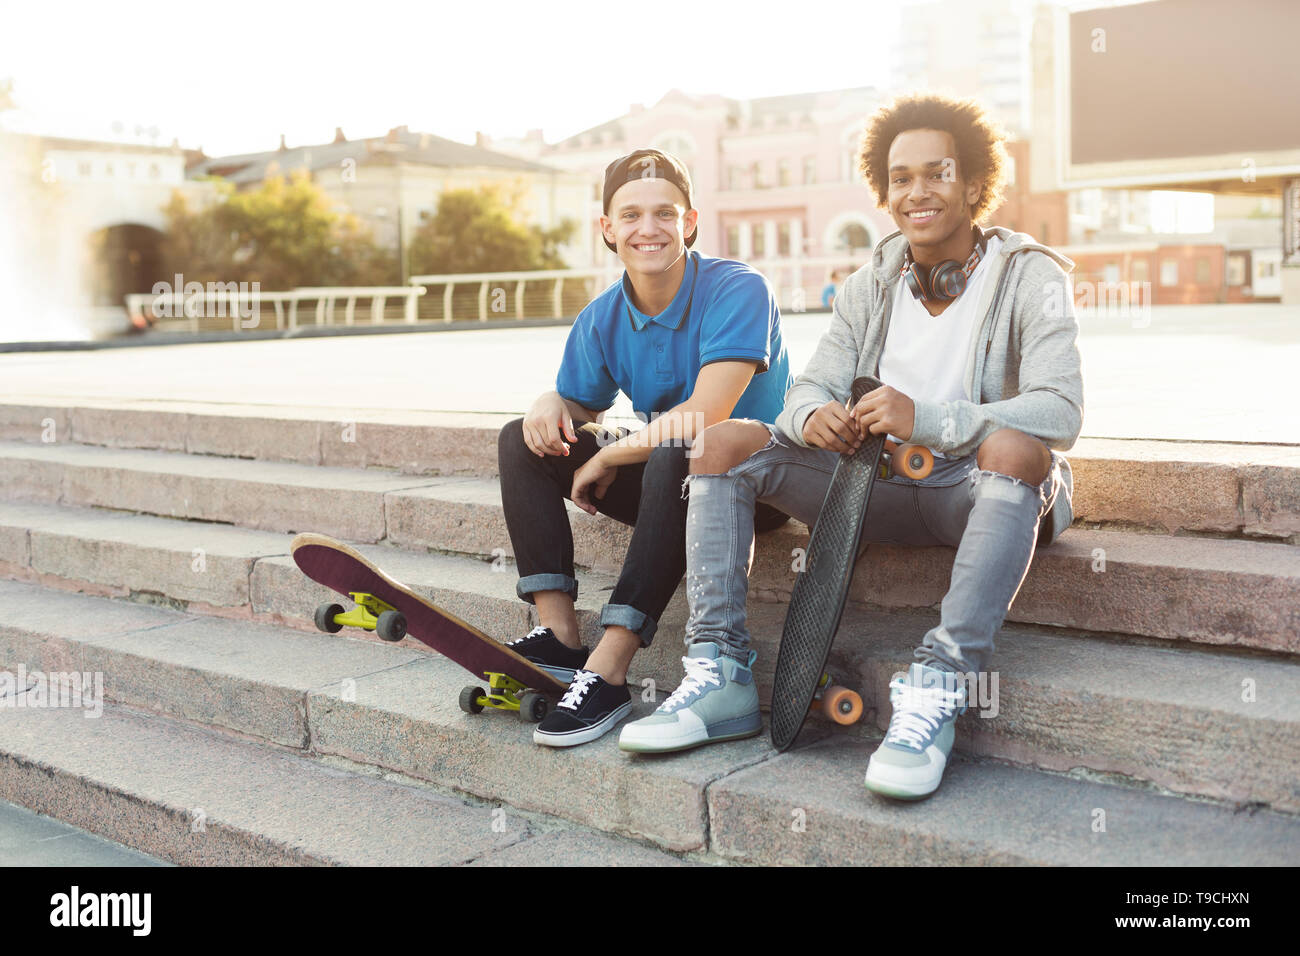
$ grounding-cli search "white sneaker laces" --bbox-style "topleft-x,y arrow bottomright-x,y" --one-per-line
661,656 -> 722,709
559,670 -> 598,711
883,678 -> 966,750
508,626 -> 550,647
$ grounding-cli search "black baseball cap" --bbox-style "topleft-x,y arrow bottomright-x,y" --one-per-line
601,148 -> 696,251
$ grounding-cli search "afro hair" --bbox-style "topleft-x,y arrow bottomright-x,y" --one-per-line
858,92 -> 1011,223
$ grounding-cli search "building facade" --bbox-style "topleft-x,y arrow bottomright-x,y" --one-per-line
189,127 -> 593,277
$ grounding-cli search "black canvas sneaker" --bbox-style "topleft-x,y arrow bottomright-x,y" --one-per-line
533,669 -> 632,747
507,626 -> 589,683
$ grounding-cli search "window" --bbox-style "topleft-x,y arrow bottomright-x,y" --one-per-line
1102,262 -> 1119,285
752,223 -> 766,258
1261,261 -> 1277,278
105,163 -> 114,177
1195,258 -> 1211,284
78,162 -> 91,178
838,223 -> 870,251
777,159 -> 791,187
778,223 -> 791,256
728,166 -> 743,191
1160,260 -> 1179,286
727,226 -> 740,257
803,156 -> 816,185
1227,254 -> 1247,286
751,162 -> 765,189
149,163 -> 161,180
1132,258 -> 1149,284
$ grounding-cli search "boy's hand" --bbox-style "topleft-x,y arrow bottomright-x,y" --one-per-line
850,385 -> 915,442
523,391 -> 579,457
803,400 -> 862,454
571,454 -> 617,515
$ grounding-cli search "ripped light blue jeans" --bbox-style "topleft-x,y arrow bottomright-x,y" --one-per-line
682,424 -> 1067,675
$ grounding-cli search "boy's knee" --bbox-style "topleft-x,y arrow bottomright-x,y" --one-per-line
644,441 -> 691,482
976,429 -> 1051,485
498,417 -> 534,468
689,420 -> 771,475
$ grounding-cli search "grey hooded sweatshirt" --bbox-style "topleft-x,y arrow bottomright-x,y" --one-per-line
774,225 -> 1084,538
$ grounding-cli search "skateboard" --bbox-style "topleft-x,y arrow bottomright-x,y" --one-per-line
768,376 -> 933,751
291,532 -> 568,722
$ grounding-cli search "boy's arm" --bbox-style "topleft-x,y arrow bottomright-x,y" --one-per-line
776,269 -> 868,447
594,360 -> 758,467
530,306 -> 619,457
908,256 -> 1084,455
569,359 -> 758,515
592,267 -> 775,466
521,390 -> 605,458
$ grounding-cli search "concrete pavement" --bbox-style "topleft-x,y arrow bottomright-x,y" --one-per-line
0,303 -> 1295,443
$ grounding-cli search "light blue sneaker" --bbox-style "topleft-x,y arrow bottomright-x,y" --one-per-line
618,642 -> 763,753
864,663 -> 967,800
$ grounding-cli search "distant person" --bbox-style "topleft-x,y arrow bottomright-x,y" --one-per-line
496,148 -> 792,747
618,93 -> 1083,802
820,268 -> 842,309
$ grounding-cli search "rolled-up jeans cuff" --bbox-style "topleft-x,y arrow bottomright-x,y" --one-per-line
516,573 -> 577,604
600,603 -> 657,646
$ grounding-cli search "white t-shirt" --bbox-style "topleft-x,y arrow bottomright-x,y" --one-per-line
878,235 -> 1002,450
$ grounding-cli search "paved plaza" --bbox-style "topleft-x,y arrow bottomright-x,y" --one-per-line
0,303 -> 1295,444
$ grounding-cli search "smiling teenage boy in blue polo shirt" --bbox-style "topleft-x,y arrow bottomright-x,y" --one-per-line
496,148 -> 792,747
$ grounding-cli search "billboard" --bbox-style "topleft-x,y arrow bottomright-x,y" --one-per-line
1069,0 -> 1300,164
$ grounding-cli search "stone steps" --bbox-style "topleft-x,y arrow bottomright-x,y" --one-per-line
0,702 -> 692,866
1,443 -> 1295,653
389,477 -> 1300,654
2,397 -> 1297,865
2,581 -> 1296,864
2,552 -> 1297,813
1,400 -> 1296,540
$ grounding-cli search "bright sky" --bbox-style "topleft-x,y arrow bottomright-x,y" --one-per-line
1,0 -> 923,156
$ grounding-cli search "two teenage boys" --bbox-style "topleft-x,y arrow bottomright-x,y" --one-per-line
500,93 -> 1083,801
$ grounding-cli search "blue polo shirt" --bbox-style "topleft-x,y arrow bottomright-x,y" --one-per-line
556,251 -> 791,423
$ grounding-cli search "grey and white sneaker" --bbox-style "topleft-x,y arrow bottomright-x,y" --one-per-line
618,642 -> 762,753
864,663 -> 967,800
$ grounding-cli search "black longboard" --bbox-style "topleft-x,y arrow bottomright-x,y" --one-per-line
769,376 -> 886,751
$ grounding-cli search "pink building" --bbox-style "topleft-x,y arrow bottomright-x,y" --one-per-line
480,87 -> 898,274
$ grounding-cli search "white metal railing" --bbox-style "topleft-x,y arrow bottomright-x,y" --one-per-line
125,286 -> 426,333
409,255 -> 865,321
407,267 -> 622,322
124,256 -> 866,333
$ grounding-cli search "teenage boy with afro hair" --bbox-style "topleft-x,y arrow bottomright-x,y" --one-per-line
618,94 -> 1084,802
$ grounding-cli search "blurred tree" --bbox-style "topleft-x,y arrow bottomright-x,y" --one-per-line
408,185 -> 574,274
160,171 -> 396,289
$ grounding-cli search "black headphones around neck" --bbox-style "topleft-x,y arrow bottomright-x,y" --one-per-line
901,225 -> 988,303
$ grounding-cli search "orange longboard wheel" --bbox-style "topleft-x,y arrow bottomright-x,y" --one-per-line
894,444 -> 934,480
823,686 -> 863,725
